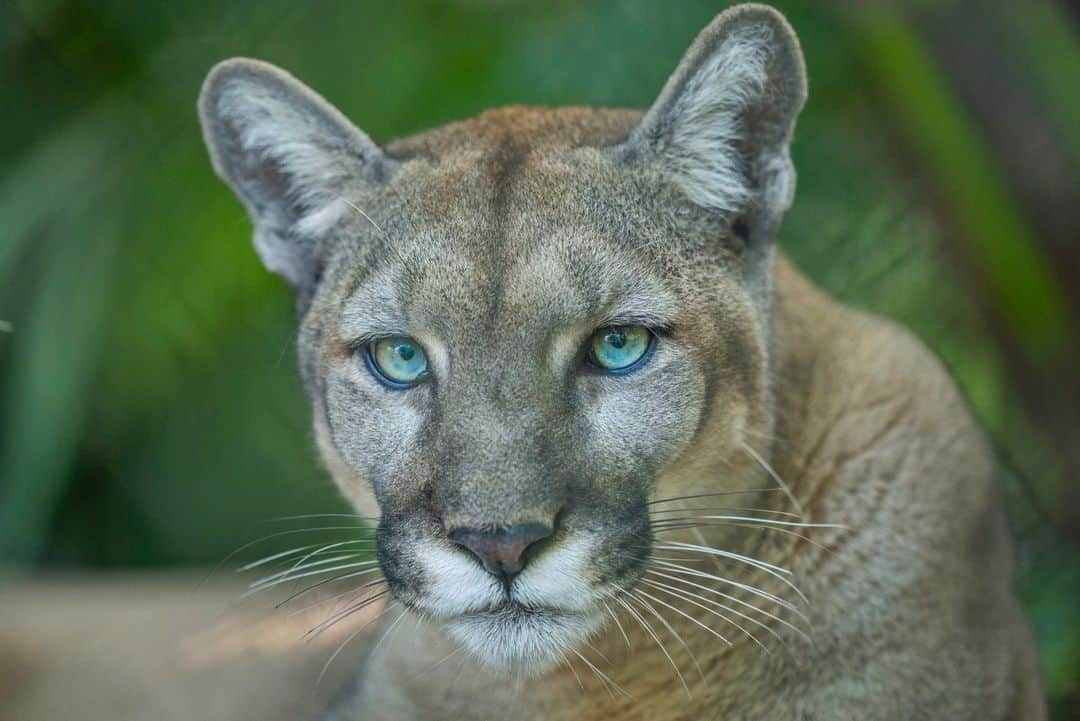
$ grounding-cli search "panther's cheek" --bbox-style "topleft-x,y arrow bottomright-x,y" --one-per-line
578,360 -> 707,474
322,368 -> 427,495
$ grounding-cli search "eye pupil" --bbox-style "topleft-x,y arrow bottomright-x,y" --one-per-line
396,343 -> 415,361
606,331 -> 626,349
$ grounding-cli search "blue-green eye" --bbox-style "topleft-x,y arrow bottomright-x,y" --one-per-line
366,336 -> 429,388
587,326 -> 654,373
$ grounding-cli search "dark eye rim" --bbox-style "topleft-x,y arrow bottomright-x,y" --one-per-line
584,326 -> 657,375
363,337 -> 430,390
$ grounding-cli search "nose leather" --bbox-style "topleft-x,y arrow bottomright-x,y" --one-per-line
448,523 -> 553,580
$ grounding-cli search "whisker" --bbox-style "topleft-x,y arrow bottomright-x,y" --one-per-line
647,489 -> 779,506
205,526 -> 382,586
337,195 -> 385,234
287,577 -> 387,617
306,588 -> 390,639
409,645 -> 467,683
316,601 -> 399,687
601,600 -> 631,649
632,587 -> 733,648
581,639 -> 612,666
247,553 -> 370,590
273,538 -> 377,577
246,560 -> 379,596
571,648 -> 631,699
609,592 -> 689,695
645,569 -> 810,638
641,579 -> 771,654
654,542 -> 808,604
649,559 -> 807,619
651,515 -> 841,530
621,591 -> 697,694
279,567 -> 385,609
629,589 -> 708,685
740,441 -> 804,518
649,506 -> 802,519
237,544 -> 324,571
267,513 -> 377,523
562,654 -> 586,692
651,521 -> 837,553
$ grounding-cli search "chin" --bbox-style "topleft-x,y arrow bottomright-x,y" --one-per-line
444,604 -> 604,673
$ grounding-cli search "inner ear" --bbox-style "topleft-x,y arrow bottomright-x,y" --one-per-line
622,5 -> 806,232
732,216 -> 751,244
198,58 -> 395,293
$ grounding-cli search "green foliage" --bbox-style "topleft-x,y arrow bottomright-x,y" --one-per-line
1,0 -> 1076,712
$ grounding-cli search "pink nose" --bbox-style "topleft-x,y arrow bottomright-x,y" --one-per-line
448,523 -> 554,581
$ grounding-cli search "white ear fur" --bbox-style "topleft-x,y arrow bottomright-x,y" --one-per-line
664,22 -> 773,213
627,4 -> 806,224
198,58 -> 391,290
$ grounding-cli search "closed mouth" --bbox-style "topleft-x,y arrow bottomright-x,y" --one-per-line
461,600 -> 572,621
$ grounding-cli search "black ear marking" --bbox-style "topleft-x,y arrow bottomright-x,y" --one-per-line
732,217 -> 751,243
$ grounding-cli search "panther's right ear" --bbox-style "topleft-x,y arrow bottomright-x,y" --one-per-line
198,58 -> 394,292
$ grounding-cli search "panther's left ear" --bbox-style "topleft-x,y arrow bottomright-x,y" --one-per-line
622,4 -> 806,235
198,58 -> 395,295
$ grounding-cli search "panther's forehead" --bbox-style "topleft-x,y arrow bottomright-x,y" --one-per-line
332,135 -> 681,350
335,216 -> 678,366
385,105 -> 642,161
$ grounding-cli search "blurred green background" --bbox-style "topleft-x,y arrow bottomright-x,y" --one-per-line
1,0 -> 1077,715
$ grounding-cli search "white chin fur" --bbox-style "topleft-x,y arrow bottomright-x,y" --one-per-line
445,607 -> 603,673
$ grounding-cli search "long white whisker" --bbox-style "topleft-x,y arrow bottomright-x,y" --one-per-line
316,601 -> 398,687
641,579 -> 771,653
652,515 -> 840,530
275,538 -> 376,576
626,590 -> 703,690
610,593 -> 689,695
647,489 -> 779,506
655,542 -> 809,604
572,648 -> 631,699
246,560 -> 379,595
562,654 -> 585,692
205,526 -> 381,586
307,588 -> 391,639
338,195 -> 385,234
247,553 -> 369,590
268,513 -> 377,523
238,544 -> 323,571
632,587 -> 733,648
602,600 -> 631,649
649,506 -> 802,519
280,567 -> 385,609
650,559 -> 807,619
652,522 -> 836,553
287,577 -> 387,617
630,589 -> 708,684
740,441 -> 804,518
645,569 -> 810,639
409,645 -> 467,682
